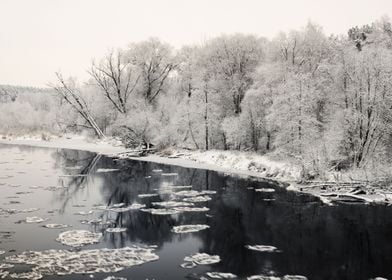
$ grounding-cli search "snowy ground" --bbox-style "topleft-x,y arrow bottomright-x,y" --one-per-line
0,134 -> 389,205
0,134 -> 127,155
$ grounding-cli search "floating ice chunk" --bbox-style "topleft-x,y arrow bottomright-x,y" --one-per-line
106,228 -> 127,233
201,190 -> 217,195
0,251 -> 5,255
247,276 -> 281,280
3,208 -> 39,215
75,210 -> 94,216
56,230 -> 102,247
96,168 -> 120,173
152,169 -> 163,172
255,188 -> 275,193
0,263 -> 13,269
159,185 -> 192,193
25,216 -> 47,223
103,277 -> 127,280
206,272 -> 237,279
6,246 -> 158,278
184,253 -> 220,265
161,173 -> 178,176
174,190 -> 203,197
141,208 -> 179,215
108,203 -> 145,212
152,201 -> 194,208
283,276 -> 307,280
8,271 -> 43,279
172,224 -> 210,233
80,219 -> 115,226
43,224 -> 71,229
138,193 -> 159,198
112,203 -> 125,208
0,270 -> 9,279
245,245 -> 280,253
180,262 -> 197,269
173,207 -> 209,212
183,196 -> 212,203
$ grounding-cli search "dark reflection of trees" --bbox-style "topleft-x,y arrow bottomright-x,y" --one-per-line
51,149 -> 101,213
52,150 -> 392,280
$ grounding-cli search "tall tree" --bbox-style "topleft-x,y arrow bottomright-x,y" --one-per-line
128,38 -> 175,103
89,49 -> 140,114
51,73 -> 105,138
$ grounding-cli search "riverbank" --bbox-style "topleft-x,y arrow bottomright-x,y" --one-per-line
1,134 -> 390,205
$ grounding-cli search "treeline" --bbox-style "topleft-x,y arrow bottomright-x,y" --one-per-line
2,18 -> 392,177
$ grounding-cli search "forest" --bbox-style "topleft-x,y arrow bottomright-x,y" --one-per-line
1,18 -> 392,179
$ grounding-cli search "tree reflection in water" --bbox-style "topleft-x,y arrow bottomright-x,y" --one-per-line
51,149 -> 392,280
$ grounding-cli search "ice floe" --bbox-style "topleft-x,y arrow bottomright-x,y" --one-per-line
0,263 -> 13,269
5,246 -> 158,279
109,203 -> 145,212
184,253 -> 221,265
201,190 -> 217,195
56,230 -> 102,247
173,207 -> 210,212
152,201 -> 194,208
43,224 -> 71,229
103,277 -> 127,280
183,196 -> 212,203
96,168 -> 120,173
172,224 -> 210,233
0,251 -> 5,255
245,245 -> 280,253
2,208 -> 39,214
161,173 -> 178,176
25,216 -> 48,223
106,228 -> 127,233
141,208 -> 179,215
138,193 -> 159,198
247,276 -> 281,280
180,262 -> 197,269
255,188 -> 275,193
80,218 -> 115,226
206,272 -> 237,279
96,203 -> 146,212
75,210 -> 94,215
247,276 -> 307,280
174,190 -> 203,197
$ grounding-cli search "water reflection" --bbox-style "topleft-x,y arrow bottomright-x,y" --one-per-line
0,144 -> 392,280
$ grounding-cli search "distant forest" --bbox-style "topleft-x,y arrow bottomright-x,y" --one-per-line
2,18 -> 392,178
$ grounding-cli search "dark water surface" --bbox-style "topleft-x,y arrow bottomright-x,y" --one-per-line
0,144 -> 392,280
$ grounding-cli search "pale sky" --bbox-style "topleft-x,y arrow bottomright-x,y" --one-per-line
0,0 -> 391,87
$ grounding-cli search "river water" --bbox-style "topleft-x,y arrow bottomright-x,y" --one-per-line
0,144 -> 391,280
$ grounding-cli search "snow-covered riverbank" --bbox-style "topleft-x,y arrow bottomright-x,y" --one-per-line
0,134 -> 301,181
1,134 -> 390,205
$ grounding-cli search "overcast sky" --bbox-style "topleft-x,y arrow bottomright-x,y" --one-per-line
1,0 -> 391,87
